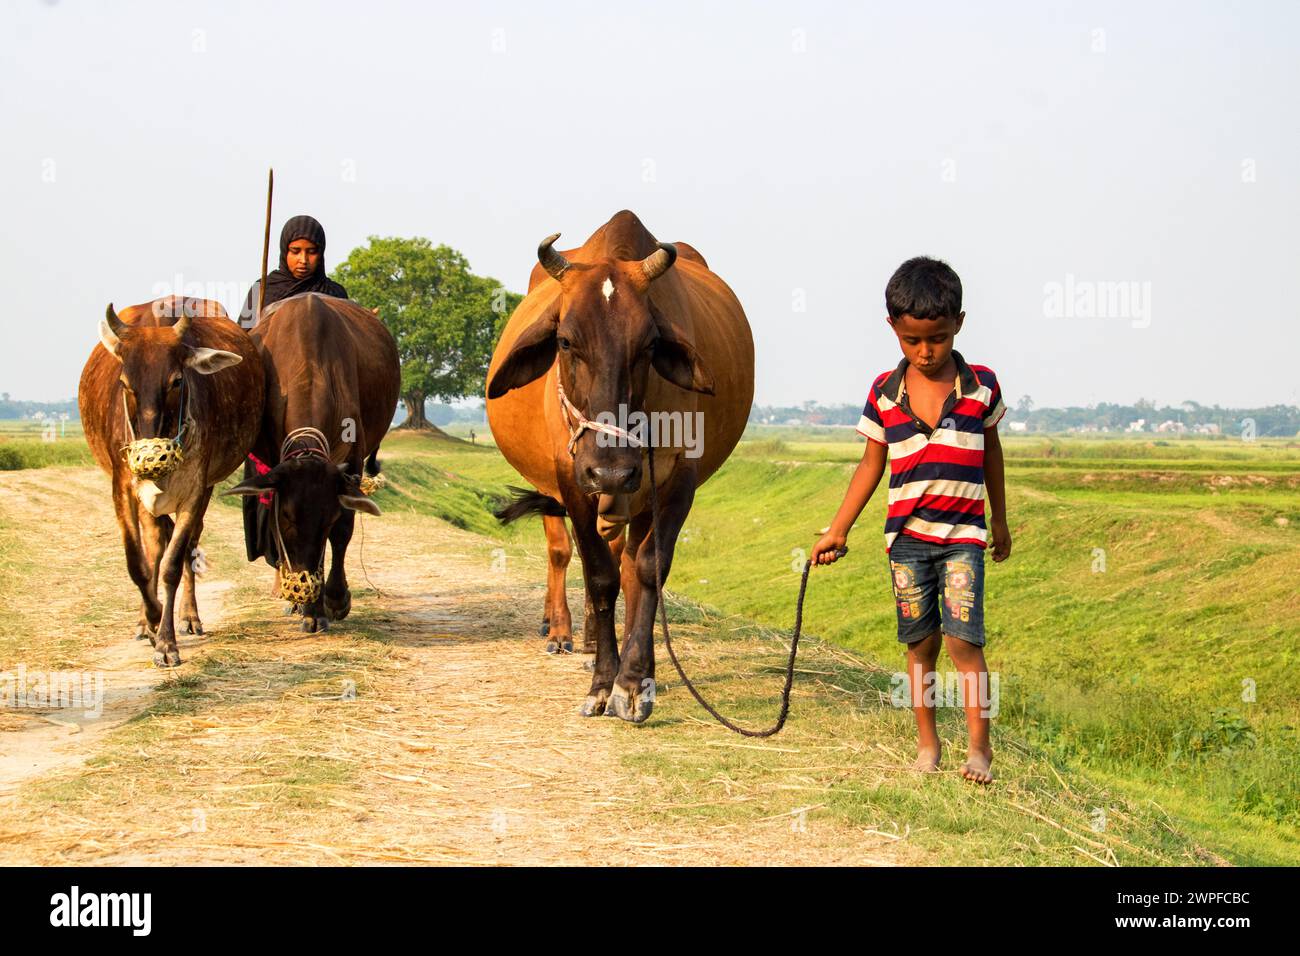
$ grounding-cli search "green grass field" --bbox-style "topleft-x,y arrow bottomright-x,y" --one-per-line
0,419 -> 91,470
363,426 -> 1300,865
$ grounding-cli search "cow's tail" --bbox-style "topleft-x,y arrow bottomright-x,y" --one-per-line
494,485 -> 567,524
365,447 -> 381,477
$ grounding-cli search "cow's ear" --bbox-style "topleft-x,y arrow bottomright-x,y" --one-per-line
185,347 -> 243,374
487,309 -> 559,399
224,471 -> 276,495
340,494 -> 381,516
649,304 -> 714,395
98,318 -> 123,359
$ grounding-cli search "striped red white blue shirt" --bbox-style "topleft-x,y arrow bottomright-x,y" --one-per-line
856,351 -> 1006,552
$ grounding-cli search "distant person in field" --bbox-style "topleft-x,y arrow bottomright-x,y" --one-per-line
239,214 -> 350,567
811,256 -> 1010,785
238,214 -> 348,330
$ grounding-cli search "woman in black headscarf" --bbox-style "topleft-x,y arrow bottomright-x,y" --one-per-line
238,214 -> 348,329
240,214 -> 349,569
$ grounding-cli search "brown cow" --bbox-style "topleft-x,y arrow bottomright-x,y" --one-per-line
487,210 -> 754,722
79,296 -> 264,666
224,292 -> 400,632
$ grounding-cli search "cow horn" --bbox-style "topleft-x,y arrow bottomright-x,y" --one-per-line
538,233 -> 570,281
104,303 -> 126,338
173,300 -> 192,340
641,243 -> 677,283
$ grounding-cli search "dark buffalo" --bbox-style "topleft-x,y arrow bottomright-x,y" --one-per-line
225,292 -> 400,631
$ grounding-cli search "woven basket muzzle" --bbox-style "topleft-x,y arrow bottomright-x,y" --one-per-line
279,564 -> 323,604
125,437 -> 184,480
358,473 -> 386,496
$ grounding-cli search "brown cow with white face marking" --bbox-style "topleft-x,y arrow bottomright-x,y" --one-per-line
79,296 -> 264,666
487,210 -> 754,723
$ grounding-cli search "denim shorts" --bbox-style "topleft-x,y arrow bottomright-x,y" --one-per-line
887,532 -> 986,646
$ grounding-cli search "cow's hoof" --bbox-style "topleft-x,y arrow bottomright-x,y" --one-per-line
325,590 -> 351,621
181,618 -> 203,635
153,649 -> 182,668
604,682 -> 653,724
583,659 -> 595,672
580,688 -> 609,717
544,640 -> 574,655
538,619 -> 550,637
301,616 -> 329,633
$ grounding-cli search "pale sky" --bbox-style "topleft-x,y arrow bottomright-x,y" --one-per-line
2,0 -> 1297,408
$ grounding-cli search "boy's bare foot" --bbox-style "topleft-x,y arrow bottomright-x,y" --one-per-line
961,748 -> 994,785
912,743 -> 941,772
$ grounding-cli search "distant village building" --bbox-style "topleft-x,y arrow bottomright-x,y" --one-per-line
1155,420 -> 1187,434
1193,423 -> 1221,435
1008,421 -> 1028,433
1126,419 -> 1146,432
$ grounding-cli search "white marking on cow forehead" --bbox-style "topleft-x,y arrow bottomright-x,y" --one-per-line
602,277 -> 614,300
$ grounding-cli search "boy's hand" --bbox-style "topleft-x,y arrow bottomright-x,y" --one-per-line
811,529 -> 849,567
990,518 -> 1012,562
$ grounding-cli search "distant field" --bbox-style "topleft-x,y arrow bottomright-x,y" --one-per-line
0,419 -> 91,470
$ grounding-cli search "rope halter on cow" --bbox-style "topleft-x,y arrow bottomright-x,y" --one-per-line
280,426 -> 331,463
120,376 -> 189,481
556,377 -> 646,457
271,426 -> 332,605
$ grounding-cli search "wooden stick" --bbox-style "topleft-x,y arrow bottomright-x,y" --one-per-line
257,168 -> 273,322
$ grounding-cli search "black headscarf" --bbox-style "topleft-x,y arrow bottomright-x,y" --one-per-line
239,214 -> 348,327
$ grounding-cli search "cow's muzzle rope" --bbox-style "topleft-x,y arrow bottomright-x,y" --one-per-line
557,378 -> 645,454
560,379 -> 844,737
645,449 -> 844,737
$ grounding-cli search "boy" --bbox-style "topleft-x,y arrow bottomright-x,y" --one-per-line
811,256 -> 1010,785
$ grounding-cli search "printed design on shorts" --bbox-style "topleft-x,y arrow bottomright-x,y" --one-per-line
890,561 -> 923,620
944,559 -> 976,624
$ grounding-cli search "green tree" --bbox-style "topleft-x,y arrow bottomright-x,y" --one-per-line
332,237 -> 522,430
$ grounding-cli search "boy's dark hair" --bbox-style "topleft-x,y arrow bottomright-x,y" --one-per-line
886,256 -> 962,320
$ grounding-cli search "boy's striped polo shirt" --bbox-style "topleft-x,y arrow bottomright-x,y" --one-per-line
856,351 -> 1007,552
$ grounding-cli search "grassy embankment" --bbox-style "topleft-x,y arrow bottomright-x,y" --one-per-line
329,427 -> 1300,864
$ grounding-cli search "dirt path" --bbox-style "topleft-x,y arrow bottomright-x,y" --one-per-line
0,468 -> 233,795
0,468 -> 918,865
